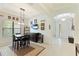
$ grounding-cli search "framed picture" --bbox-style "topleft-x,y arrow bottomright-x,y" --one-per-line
8,16 -> 11,19
41,22 -> 45,30
40,20 -> 45,30
12,17 -> 15,20
16,17 -> 19,21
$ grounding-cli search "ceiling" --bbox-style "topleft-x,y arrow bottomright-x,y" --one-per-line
0,3 -> 78,18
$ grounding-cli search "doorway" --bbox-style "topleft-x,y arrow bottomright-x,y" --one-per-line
53,13 -> 75,43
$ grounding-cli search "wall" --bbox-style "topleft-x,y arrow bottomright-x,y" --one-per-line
74,13 -> 79,43
0,4 -> 29,46
29,14 -> 53,44
0,3 -> 79,45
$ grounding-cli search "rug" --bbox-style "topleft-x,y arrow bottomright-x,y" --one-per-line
10,44 -> 45,56
10,46 -> 35,56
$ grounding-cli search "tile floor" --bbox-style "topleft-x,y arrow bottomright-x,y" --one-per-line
0,38 -> 76,56
31,38 -> 75,56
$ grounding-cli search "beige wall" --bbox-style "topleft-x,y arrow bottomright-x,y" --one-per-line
74,13 -> 79,43
0,5 -> 28,45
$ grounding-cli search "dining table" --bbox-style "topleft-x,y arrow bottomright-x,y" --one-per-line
13,33 -> 30,50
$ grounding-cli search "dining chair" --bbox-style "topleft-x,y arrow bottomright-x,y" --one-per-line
12,35 -> 19,49
22,34 -> 30,48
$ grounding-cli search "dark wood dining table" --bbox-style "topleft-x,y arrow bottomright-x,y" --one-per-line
13,34 -> 30,50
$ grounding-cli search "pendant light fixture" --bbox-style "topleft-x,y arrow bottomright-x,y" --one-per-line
20,8 -> 25,35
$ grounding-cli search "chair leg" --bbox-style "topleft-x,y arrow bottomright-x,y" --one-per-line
27,40 -> 30,47
23,41 -> 26,48
20,41 -> 22,48
76,46 -> 77,56
17,41 -> 19,50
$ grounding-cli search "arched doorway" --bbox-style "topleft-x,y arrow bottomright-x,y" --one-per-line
53,13 -> 75,43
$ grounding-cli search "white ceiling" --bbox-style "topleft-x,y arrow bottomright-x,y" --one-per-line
0,3 -> 78,18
